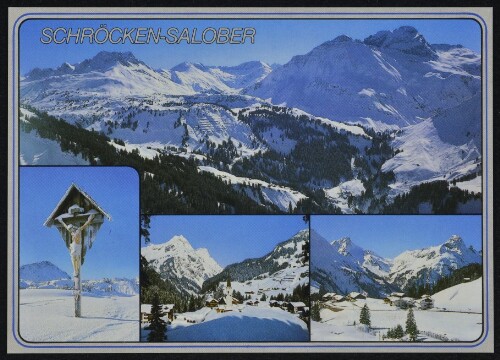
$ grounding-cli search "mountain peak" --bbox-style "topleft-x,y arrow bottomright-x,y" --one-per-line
74,51 -> 143,73
443,235 -> 466,249
333,34 -> 353,43
171,62 -> 207,72
20,261 -> 71,282
331,236 -> 352,246
166,235 -> 193,249
331,237 -> 362,257
364,26 -> 437,58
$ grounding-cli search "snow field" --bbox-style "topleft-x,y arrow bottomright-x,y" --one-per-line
19,289 -> 139,341
165,306 -> 308,341
311,279 -> 483,342
199,166 -> 308,212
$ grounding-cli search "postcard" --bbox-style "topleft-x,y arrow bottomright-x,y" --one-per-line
7,7 -> 493,353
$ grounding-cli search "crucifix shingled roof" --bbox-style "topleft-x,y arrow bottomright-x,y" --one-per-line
44,183 -> 111,227
44,183 -> 111,264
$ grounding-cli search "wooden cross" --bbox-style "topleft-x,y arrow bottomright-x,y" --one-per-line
44,183 -> 111,317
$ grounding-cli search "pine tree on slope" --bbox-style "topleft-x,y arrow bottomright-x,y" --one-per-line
147,293 -> 166,342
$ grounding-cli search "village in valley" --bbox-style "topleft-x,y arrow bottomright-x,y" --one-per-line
311,277 -> 482,342
309,216 -> 483,343
140,216 -> 310,342
141,273 -> 309,342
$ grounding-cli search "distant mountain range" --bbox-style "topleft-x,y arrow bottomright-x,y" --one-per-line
20,25 -> 482,214
311,230 -> 481,297
19,261 -> 139,295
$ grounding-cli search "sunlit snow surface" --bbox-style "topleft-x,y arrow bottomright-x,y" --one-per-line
311,278 -> 483,342
19,289 -> 139,342
141,305 -> 308,342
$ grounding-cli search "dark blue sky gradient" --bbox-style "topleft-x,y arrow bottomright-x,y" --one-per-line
20,19 -> 481,74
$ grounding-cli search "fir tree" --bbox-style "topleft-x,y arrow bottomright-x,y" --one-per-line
386,324 -> 404,339
405,307 -> 418,341
394,324 -> 405,339
260,293 -> 267,301
147,293 -> 166,342
359,304 -> 371,327
311,301 -> 321,322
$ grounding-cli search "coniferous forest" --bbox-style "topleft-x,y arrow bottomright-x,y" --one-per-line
20,105 -> 479,214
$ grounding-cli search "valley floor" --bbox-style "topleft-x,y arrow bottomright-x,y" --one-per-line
141,304 -> 309,342
19,289 -> 139,342
311,279 -> 483,342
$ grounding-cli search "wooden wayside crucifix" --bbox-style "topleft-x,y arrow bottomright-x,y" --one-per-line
44,183 -> 111,317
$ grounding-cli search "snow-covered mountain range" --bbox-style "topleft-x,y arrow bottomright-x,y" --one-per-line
311,230 -> 481,297
20,26 -> 482,214
141,229 -> 309,297
201,228 -> 309,295
141,235 -> 223,295
19,261 -> 139,295
249,26 -> 480,129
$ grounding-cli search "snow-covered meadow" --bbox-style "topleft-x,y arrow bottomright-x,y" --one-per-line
141,304 -> 309,342
311,278 -> 483,342
19,289 -> 139,342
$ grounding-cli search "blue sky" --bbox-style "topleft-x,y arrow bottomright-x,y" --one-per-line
312,215 -> 482,259
20,18 -> 481,74
143,215 -> 307,267
20,167 -> 139,279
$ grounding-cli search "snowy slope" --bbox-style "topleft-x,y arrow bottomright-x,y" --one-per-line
19,289 -> 139,341
249,26 -> 480,128
311,231 -> 481,297
432,277 -> 482,313
142,235 -> 223,295
389,235 -> 481,289
382,95 -> 481,197
167,306 -> 308,341
311,230 -> 395,297
20,261 -> 139,295
331,237 -> 392,278
22,51 -> 271,102
20,261 -> 70,283
214,229 -> 309,298
19,27 -> 482,215
312,293 -> 482,341
199,166 -> 308,212
19,108 -> 89,165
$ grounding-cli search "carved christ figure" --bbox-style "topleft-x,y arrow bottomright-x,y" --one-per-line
57,213 -> 95,275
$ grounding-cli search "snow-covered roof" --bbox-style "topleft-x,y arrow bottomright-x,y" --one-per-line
348,292 -> 365,298
141,304 -> 175,313
333,295 -> 345,300
289,302 -> 306,307
44,183 -> 112,227
390,292 -> 405,298
322,292 -> 337,298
